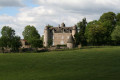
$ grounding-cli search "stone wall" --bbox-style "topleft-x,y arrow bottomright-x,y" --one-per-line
53,33 -> 71,46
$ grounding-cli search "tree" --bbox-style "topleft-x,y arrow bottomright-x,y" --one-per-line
40,35 -> 44,42
111,25 -> 120,45
116,13 -> 120,25
1,26 -> 15,39
31,39 -> 43,49
22,25 -> 40,42
47,24 -> 53,28
85,21 -> 107,45
75,18 -> 87,46
99,12 -> 117,44
48,39 -> 53,47
1,26 -> 15,47
99,12 -> 116,25
0,36 -> 8,53
0,26 -> 21,52
22,25 -> 43,48
11,36 -> 21,52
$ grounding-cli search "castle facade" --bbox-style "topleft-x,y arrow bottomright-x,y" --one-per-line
43,23 -> 77,48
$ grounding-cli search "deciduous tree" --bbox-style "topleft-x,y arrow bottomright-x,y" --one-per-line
75,18 -> 87,46
22,25 -> 43,48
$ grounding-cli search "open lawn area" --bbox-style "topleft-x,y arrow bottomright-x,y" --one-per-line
0,47 -> 120,80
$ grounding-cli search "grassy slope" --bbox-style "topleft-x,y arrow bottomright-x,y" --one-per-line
0,47 -> 120,80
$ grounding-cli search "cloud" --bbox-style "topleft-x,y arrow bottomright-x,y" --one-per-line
35,0 -> 120,14
0,5 -> 100,38
0,0 -> 25,7
1,0 -> 120,38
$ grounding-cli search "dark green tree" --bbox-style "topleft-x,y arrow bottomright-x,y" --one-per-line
22,25 -> 40,42
48,39 -> 53,47
0,36 -> 8,53
1,26 -> 15,38
99,12 -> 116,25
31,39 -> 43,48
99,12 -> 117,44
85,21 -> 107,45
116,13 -> 120,25
22,25 -> 43,48
0,26 -> 21,52
1,26 -> 15,47
47,24 -> 53,28
40,35 -> 44,42
111,25 -> 120,45
75,18 -> 87,46
11,36 -> 21,52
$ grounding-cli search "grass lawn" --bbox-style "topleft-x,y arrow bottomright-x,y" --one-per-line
0,46 -> 120,80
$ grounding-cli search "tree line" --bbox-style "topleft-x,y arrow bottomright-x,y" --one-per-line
0,11 -> 120,52
0,25 -> 43,53
75,12 -> 120,46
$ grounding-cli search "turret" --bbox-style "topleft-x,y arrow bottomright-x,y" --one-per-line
44,26 -> 49,47
72,25 -> 77,38
67,35 -> 75,49
61,23 -> 65,27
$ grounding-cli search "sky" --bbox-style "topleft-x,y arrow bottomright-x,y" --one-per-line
0,0 -> 120,38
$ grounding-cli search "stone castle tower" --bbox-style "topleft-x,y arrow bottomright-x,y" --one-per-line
44,23 -> 77,48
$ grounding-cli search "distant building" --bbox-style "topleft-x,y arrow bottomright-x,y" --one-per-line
43,23 -> 77,48
20,39 -> 31,48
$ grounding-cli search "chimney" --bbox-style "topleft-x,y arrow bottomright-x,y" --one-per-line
61,22 -> 65,27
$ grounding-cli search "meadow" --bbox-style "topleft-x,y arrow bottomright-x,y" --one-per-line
0,46 -> 120,80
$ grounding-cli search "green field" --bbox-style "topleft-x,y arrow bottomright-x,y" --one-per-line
0,47 -> 120,80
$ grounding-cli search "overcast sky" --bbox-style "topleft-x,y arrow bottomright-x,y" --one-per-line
0,0 -> 120,38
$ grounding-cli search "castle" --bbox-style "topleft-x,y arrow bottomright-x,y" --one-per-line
43,23 -> 77,48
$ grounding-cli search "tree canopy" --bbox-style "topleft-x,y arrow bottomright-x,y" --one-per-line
22,25 -> 43,49
22,25 -> 40,42
75,18 -> 87,46
111,25 -> 120,44
0,26 -> 21,52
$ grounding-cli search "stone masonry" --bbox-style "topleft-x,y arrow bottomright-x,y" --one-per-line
43,23 -> 77,48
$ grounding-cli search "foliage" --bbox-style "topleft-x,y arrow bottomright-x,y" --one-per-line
48,39 -> 53,47
99,12 -> 116,25
84,12 -> 117,45
47,25 -> 53,28
1,26 -> 15,47
85,21 -> 107,45
40,35 -> 44,42
99,12 -> 116,43
0,36 -> 8,48
11,36 -> 21,52
116,13 -> 120,25
1,26 -> 15,39
30,39 -> 43,48
0,36 -> 8,53
22,25 -> 40,42
75,18 -> 87,46
22,25 -> 43,48
111,25 -> 120,44
56,44 -> 67,47
0,26 -> 21,52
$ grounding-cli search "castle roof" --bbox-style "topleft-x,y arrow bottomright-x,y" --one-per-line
50,27 -> 73,33
45,23 -> 77,33
67,35 -> 74,43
